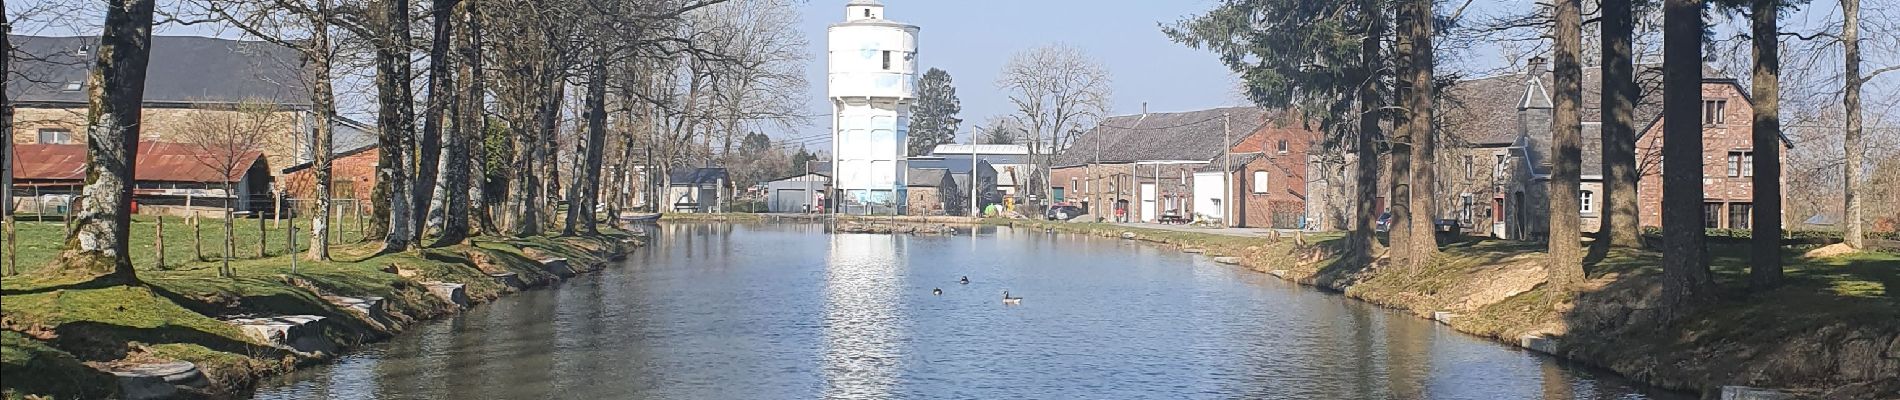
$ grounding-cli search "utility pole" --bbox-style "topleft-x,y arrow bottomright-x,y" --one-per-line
970,140 -> 979,217
1222,113 -> 1233,228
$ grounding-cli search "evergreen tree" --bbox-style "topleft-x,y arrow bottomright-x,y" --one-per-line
909,68 -> 962,156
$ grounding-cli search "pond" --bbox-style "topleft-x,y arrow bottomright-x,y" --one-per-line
254,223 -> 1684,399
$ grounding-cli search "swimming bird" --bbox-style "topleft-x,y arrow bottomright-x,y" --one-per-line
959,276 -> 970,285
1002,290 -> 1023,305
932,288 -> 943,295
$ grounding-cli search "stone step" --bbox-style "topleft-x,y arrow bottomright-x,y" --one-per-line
1519,334 -> 1559,355
226,315 -> 334,354
1720,386 -> 1798,400
323,295 -> 391,326
540,258 -> 576,278
1431,311 -> 1459,324
423,282 -> 469,309
488,271 -> 525,290
1212,256 -> 1241,265
109,360 -> 210,400
1182,248 -> 1206,254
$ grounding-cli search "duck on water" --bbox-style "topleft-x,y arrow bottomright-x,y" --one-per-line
1002,290 -> 1023,305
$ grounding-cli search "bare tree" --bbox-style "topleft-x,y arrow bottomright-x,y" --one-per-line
997,44 -> 1113,207
175,102 -> 286,277
56,0 -> 157,283
2,0 -> 14,276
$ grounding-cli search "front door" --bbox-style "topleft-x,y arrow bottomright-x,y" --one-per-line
1140,183 -> 1157,222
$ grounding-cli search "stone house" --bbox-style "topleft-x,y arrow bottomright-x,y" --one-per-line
1437,58 -> 1789,240
7,35 -> 374,180
1051,106 -> 1317,227
903,168 -> 962,216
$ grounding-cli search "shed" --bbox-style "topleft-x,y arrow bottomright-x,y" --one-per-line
765,172 -> 830,213
666,168 -> 728,213
905,167 -> 962,215
10,141 -> 274,213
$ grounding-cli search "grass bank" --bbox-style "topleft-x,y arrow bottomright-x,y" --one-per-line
1005,220 -> 1900,399
1,216 -> 639,399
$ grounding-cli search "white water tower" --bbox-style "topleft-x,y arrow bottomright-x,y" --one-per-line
829,0 -> 919,214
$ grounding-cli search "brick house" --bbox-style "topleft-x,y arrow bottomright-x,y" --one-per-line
278,145 -> 380,211
1438,58 -> 1789,240
7,35 -> 373,181
1050,106 -> 1317,227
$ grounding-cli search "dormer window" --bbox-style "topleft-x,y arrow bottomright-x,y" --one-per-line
62,81 -> 83,91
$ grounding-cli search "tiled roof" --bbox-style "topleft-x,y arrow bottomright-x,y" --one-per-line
906,168 -> 950,187
1442,65 -> 1667,146
1195,153 -> 1265,173
8,35 -> 310,107
12,142 -> 265,183
930,144 -> 1030,156
1057,106 -> 1268,167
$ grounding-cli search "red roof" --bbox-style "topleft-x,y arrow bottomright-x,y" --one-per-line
12,141 -> 266,183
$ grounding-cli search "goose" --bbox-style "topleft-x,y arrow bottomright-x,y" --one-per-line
932,288 -> 943,295
1002,290 -> 1023,305
959,276 -> 970,285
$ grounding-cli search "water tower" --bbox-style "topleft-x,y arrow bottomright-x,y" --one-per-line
828,0 -> 919,215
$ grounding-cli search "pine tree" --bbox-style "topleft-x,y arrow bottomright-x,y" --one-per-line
909,68 -> 963,156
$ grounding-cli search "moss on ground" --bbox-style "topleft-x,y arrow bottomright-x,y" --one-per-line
1,217 -> 634,399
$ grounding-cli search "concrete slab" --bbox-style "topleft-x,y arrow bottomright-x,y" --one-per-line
227,315 -> 333,354
324,295 -> 390,326
109,360 -> 211,399
1212,256 -> 1241,265
1432,311 -> 1459,324
1182,248 -> 1206,254
1720,386 -> 1798,400
1519,334 -> 1559,355
540,258 -> 576,278
488,272 -> 525,290
423,282 -> 470,308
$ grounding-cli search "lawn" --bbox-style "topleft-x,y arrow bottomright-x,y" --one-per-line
5,214 -> 379,276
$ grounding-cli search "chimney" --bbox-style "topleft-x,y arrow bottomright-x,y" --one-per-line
1141,102 -> 1148,116
1526,56 -> 1547,74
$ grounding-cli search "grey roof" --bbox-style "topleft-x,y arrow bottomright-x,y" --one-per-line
8,35 -> 310,107
847,0 -> 883,6
931,144 -> 1030,156
1195,153 -> 1265,173
1058,106 -> 1268,167
906,168 -> 950,187
1442,65 -> 1666,146
1520,123 -> 1606,179
669,168 -> 728,185
909,156 -> 995,176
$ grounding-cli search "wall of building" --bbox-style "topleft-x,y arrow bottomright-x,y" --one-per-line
278,148 -> 379,211
1438,145 -> 1513,236
12,106 -> 316,178
1633,82 -> 1778,230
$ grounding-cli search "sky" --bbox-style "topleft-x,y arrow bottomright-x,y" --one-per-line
10,0 -> 1896,149
789,0 -> 1249,144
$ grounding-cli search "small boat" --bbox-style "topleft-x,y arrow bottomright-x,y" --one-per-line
620,213 -> 662,224
1002,290 -> 1022,305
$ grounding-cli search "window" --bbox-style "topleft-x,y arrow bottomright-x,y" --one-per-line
1252,171 -> 1269,194
1495,154 -> 1507,175
63,81 -> 83,91
1464,155 -> 1475,179
882,51 -> 891,70
1276,140 -> 1289,154
1053,187 -> 1065,202
1727,150 -> 1754,177
1704,203 -> 1724,229
1580,190 -> 1594,214
864,9 -> 872,17
1460,194 -> 1474,222
37,129 -> 73,144
1729,203 -> 1752,230
1703,99 -> 1727,125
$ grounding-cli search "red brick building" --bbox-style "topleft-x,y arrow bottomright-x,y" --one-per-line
1051,106 -> 1318,227
279,145 -> 379,212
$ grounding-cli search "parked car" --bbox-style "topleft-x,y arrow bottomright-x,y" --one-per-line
1375,212 -> 1392,232
1045,203 -> 1088,221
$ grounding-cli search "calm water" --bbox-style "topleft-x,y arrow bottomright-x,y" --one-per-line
253,223 -> 1684,399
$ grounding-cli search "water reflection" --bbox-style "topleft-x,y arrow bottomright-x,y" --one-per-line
253,223 -> 1687,400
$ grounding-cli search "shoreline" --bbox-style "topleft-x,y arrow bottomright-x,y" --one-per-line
998,220 -> 1899,399
1,231 -> 643,400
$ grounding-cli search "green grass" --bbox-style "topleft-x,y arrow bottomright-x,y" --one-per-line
5,214 -> 377,276
1,215 -> 633,399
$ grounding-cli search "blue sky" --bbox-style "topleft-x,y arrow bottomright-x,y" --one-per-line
792,0 -> 1248,143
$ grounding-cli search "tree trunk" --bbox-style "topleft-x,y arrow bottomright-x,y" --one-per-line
578,58 -> 609,235
1388,5 -> 1415,267
1596,0 -> 1643,250
539,80 -> 563,227
1,0 -> 12,276
373,0 -> 417,251
257,206 -> 267,258
307,0 -> 336,261
57,0 -> 156,283
1750,0 -> 1785,289
223,209 -> 234,277
1661,0 -> 1715,321
461,0 -> 493,237
434,0 -> 477,246
1350,0 -> 1386,256
413,0 -> 456,244
1548,0 -> 1586,291
1404,0 -> 1440,263
1842,0 -> 1864,250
